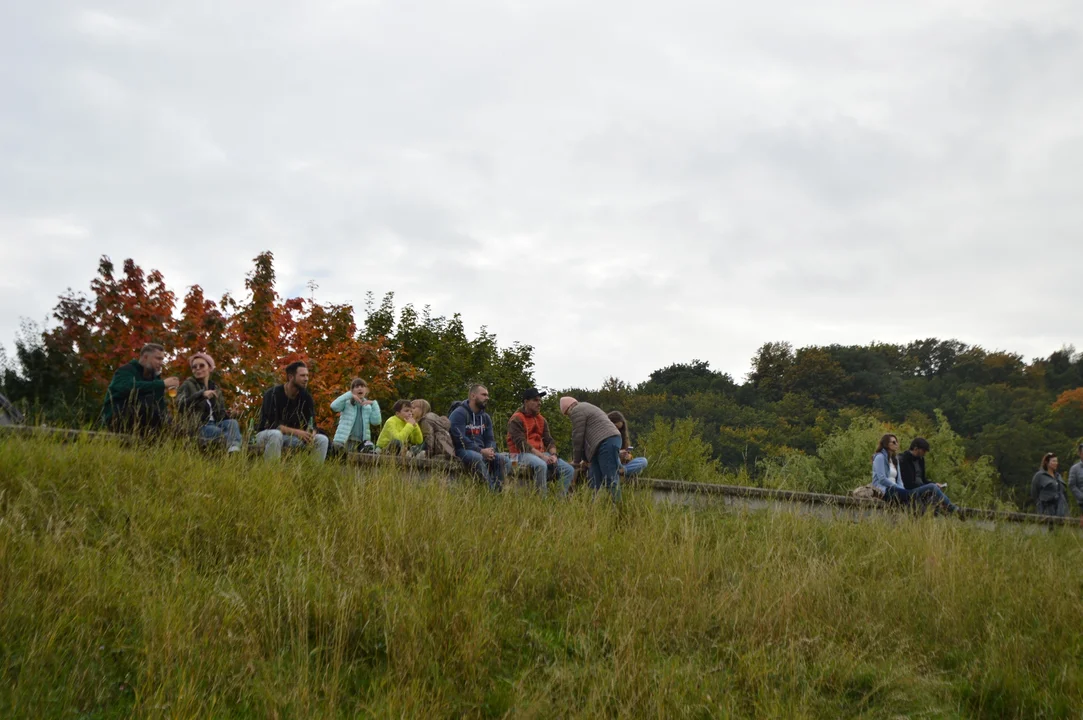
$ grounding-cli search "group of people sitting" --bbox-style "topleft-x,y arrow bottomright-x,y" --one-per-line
872,433 -> 1083,518
100,343 -> 648,497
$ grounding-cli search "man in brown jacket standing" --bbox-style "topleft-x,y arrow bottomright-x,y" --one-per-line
561,396 -> 623,502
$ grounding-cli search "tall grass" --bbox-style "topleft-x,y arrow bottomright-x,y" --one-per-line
1,436 -> 1081,718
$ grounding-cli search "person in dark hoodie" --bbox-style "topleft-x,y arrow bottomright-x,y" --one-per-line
101,342 -> 181,434
449,384 -> 506,491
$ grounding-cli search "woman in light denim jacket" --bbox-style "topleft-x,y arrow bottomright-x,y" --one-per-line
872,433 -> 960,516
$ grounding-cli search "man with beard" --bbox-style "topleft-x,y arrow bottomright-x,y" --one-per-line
101,342 -> 181,434
506,388 -> 575,495
255,361 -> 329,462
449,384 -> 506,491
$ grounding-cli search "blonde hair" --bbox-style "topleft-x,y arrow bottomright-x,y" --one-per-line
412,398 -> 431,416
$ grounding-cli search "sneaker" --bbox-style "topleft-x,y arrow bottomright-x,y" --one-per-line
227,444 -> 242,453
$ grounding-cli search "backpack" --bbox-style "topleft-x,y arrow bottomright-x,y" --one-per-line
423,414 -> 456,460
851,483 -> 884,501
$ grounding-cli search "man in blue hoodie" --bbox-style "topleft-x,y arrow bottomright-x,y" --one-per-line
449,384 -> 506,491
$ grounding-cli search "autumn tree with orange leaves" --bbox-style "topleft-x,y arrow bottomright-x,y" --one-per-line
37,252 -> 417,430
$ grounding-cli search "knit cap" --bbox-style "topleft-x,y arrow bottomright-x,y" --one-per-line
559,396 -> 577,415
189,352 -> 215,372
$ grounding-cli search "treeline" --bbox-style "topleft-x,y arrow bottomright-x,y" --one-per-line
3,253 -> 1081,508
562,346 -> 1083,507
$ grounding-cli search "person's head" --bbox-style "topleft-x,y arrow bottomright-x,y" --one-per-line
607,410 -> 630,446
411,398 -> 431,418
909,437 -> 930,458
1042,452 -> 1058,473
189,352 -> 215,381
1078,442 -> 1083,460
468,384 -> 489,411
559,396 -> 578,416
138,343 -> 166,374
350,378 -> 368,398
392,399 -> 413,422
285,361 -> 308,389
521,387 -> 546,415
876,433 -> 899,458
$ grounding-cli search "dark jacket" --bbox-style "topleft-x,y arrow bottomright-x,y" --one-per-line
257,384 -> 316,432
569,401 -> 620,464
1031,470 -> 1069,517
101,359 -> 166,431
175,376 -> 228,427
448,400 -> 495,453
898,450 -> 928,490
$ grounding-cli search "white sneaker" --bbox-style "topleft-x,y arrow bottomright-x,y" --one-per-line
227,444 -> 242,453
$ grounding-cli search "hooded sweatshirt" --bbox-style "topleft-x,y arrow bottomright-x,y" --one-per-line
449,400 -> 495,453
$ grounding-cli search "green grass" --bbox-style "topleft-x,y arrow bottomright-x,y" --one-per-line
1,437 -> 1081,718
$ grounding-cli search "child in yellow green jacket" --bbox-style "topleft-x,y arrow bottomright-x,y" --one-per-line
376,400 -> 425,456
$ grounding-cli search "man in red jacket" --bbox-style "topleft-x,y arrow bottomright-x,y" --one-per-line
506,388 -> 575,495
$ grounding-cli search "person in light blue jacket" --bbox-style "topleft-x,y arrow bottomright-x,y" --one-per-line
330,378 -> 382,452
872,433 -> 960,516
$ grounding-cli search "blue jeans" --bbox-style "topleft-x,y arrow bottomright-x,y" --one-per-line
515,453 -> 575,495
884,483 -> 956,512
456,448 -> 506,491
255,429 -> 329,463
198,419 -> 242,449
622,456 -> 648,477
589,435 -> 623,502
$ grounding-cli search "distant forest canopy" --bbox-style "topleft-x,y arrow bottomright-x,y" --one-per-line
2,252 -> 1082,507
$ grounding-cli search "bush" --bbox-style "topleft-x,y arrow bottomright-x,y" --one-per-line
638,416 -> 721,482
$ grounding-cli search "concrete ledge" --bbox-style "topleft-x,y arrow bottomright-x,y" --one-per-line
4,424 -> 1081,529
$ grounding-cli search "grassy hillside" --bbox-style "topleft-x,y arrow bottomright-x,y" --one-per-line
1,437 -> 1081,718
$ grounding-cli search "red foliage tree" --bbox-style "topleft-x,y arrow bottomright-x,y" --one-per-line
49,250 -> 416,430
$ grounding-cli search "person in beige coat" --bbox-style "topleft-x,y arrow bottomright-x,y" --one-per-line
561,396 -> 622,501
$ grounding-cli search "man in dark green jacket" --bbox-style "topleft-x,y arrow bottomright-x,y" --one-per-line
101,343 -> 181,434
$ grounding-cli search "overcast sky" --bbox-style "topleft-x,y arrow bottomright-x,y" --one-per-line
2,0 -> 1082,389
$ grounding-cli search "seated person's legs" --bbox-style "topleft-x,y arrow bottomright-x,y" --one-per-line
456,449 -> 491,484
312,433 -> 329,462
554,458 -> 575,494
219,419 -> 242,451
255,429 -> 284,461
485,453 -> 505,492
385,439 -> 405,455
623,457 -> 648,477
199,422 -> 225,443
910,482 -> 957,511
517,453 -> 549,491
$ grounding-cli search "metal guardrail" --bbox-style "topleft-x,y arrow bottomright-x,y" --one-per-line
2,424 -> 1081,530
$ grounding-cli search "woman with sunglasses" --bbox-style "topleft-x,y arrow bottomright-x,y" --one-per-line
871,433 -> 960,515
1031,452 -> 1069,517
176,352 -> 243,453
